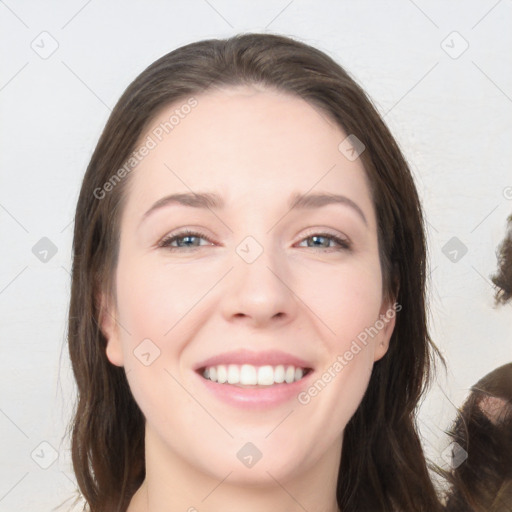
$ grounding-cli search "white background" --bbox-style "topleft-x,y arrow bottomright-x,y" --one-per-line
1,1 -> 511,510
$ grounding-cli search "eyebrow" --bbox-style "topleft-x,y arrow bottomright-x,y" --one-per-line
141,191 -> 368,226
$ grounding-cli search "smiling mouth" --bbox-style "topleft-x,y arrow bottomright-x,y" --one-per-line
197,363 -> 313,387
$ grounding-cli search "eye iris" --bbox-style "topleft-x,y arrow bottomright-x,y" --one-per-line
178,235 -> 199,247
309,235 -> 329,248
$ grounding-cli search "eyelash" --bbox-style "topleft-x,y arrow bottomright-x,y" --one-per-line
158,229 -> 351,252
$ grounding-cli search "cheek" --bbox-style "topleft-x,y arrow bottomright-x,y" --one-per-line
301,256 -> 384,340
113,256 -> 203,428
297,258 -> 382,410
115,254 -> 213,342
112,254 -> 222,415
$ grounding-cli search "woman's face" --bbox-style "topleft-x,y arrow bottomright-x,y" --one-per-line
101,85 -> 395,484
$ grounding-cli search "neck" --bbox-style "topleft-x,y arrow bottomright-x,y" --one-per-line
127,424 -> 342,512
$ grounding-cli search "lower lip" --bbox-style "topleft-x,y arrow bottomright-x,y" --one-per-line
195,370 -> 314,409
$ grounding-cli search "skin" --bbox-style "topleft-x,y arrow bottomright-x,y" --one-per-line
100,85 -> 396,512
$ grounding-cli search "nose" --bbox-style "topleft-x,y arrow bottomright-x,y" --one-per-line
220,242 -> 298,328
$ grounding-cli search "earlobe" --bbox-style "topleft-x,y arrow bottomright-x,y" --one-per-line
373,300 -> 397,362
373,339 -> 390,362
97,291 -> 125,367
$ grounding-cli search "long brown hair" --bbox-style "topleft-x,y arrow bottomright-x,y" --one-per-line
65,33 -> 444,511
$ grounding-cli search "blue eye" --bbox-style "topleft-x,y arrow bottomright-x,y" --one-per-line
298,233 -> 351,251
158,229 -> 213,250
158,230 -> 351,252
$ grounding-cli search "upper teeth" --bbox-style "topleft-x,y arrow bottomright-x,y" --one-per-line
202,364 -> 306,386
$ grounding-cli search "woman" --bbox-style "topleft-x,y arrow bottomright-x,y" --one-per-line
65,33 -> 444,511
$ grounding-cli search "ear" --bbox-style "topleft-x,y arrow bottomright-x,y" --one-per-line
97,291 -> 125,367
373,299 -> 398,362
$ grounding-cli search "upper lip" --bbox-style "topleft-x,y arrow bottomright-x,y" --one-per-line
193,349 -> 314,371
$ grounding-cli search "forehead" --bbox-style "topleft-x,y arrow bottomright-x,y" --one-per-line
125,85 -> 374,221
